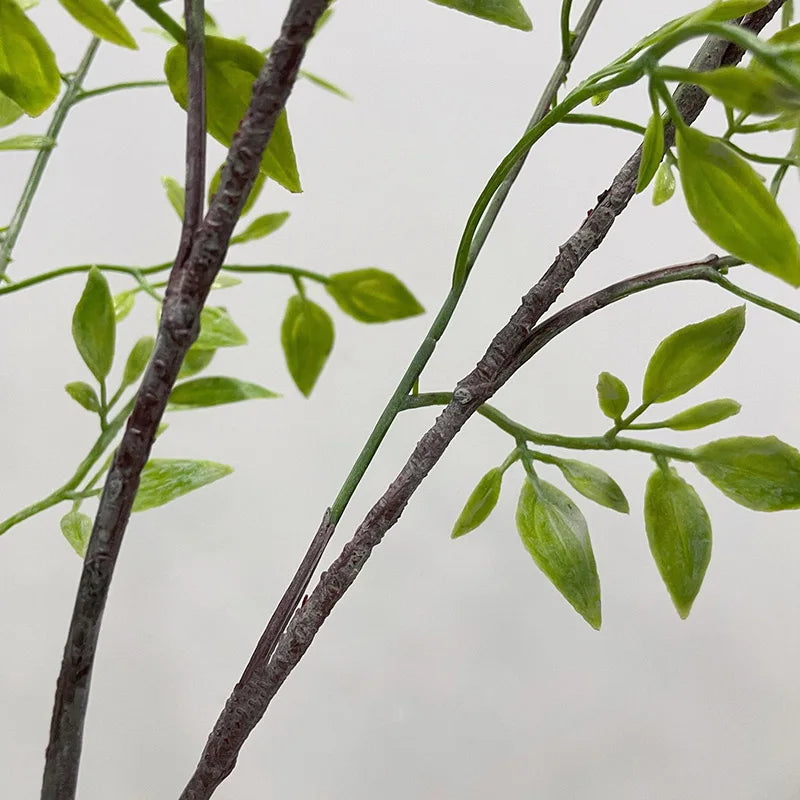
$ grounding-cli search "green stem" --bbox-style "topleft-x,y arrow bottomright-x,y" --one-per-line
562,113 -> 646,135
74,80 -> 168,104
560,0 -> 575,57
222,264 -> 330,284
711,273 -> 800,324
607,402 -> 650,439
724,141 -> 798,167
130,0 -> 186,43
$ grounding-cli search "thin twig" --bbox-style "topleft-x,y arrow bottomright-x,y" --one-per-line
178,3 -> 786,796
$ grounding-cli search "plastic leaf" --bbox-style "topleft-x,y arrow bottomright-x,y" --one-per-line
165,37 -> 301,193
695,436 -> 800,510
596,371 -> 629,420
230,212 -> 289,245
326,269 -> 424,323
677,126 -> 800,286
0,91 -> 22,127
692,0 -> 770,23
57,0 -> 137,49
652,161 -> 676,206
210,275 -> 242,289
161,176 -> 185,219
113,289 -> 136,322
636,112 -> 665,193
65,381 -> 100,413
207,163 -> 266,215
281,295 -> 334,396
178,344 -> 215,378
60,511 -> 92,557
555,459 -> 629,513
168,376 -> 278,409
193,306 -> 247,349
642,306 -> 745,404
663,398 -> 741,430
0,134 -> 54,150
644,466 -> 712,619
427,0 -> 532,31
299,69 -> 350,99
72,267 -> 115,383
132,458 -> 233,512
0,0 -> 60,115
451,467 -> 502,538
122,336 -> 154,388
516,479 -> 601,629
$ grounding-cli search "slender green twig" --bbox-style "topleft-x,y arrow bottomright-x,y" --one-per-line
710,273 -> 800,323
130,0 -> 186,43
562,113 -> 646,135
560,0 -> 575,57
724,141 -> 798,167
74,80 -> 168,104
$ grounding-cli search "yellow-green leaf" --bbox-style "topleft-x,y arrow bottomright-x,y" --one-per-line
161,175 -> 185,219
0,133 -> 53,150
652,161 -> 676,206
428,0 -> 532,31
132,458 -> 233,511
662,398 -> 741,430
326,269 -> 424,323
121,336 -> 154,388
230,212 -> 289,245
193,306 -> 247,350
168,376 -> 278,409
636,112 -> 665,193
65,381 -> 100,413
57,0 -> 137,49
452,467 -> 503,538
281,295 -> 334,397
555,459 -> 629,513
72,267 -> 115,382
60,511 -> 93,557
596,371 -> 629,420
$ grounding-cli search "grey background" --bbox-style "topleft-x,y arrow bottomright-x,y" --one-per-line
2,1 -> 800,797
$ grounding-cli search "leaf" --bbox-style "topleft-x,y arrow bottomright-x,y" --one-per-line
281,295 -> 334,396
427,0 -> 532,31
636,112 -> 665,193
691,0 -> 770,23
642,306 -> 745,404
121,336 -> 154,388
230,212 -> 289,245
555,459 -> 629,513
644,466 -> 712,619
178,344 -> 215,378
0,133 -> 54,150
60,511 -> 93,557
161,175 -> 185,219
695,436 -> 800,510
596,371 -> 629,420
516,479 -> 602,629
57,0 -> 137,49
326,269 -> 424,323
132,458 -> 233,512
663,398 -> 741,430
113,289 -> 136,322
72,267 -> 115,383
193,306 -> 247,350
677,126 -> 800,286
207,162 -> 266,215
0,0 -> 60,115
210,274 -> 241,289
65,381 -> 100,413
165,36 -> 301,193
451,467 -> 502,538
299,69 -> 350,99
652,161 -> 676,206
0,91 -> 22,127
168,376 -> 278,409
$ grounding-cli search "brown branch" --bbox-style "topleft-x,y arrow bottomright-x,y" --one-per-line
178,3 -> 786,796
40,1 -> 329,797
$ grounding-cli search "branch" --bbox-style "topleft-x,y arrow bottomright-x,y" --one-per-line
178,2 -> 787,797
40,1 -> 329,797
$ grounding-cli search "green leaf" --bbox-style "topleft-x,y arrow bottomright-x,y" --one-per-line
652,161 -> 676,206
695,436 -> 800,510
662,398 -> 741,430
281,294 -> 334,397
0,0 -> 60,115
516,479 -> 602,629
555,459 -> 629,513
122,336 -> 154,388
642,306 -> 745,404
132,458 -> 233,512
299,69 -> 350,99
596,371 -> 629,420
168,376 -> 278,409
636,112 -> 665,193
113,289 -> 136,322
208,163 -> 266,215
0,133 -> 53,150
161,175 -> 185,219
165,37 -> 301,193
210,274 -> 242,290
692,0 -> 770,22
230,211 -> 289,245
0,91 -> 23,127
57,0 -> 137,49
193,306 -> 247,350
60,511 -> 93,557
644,466 -> 712,619
677,126 -> 800,286
72,267 -> 115,383
451,467 -> 502,538
178,344 -> 215,378
65,381 -> 100,413
326,269 -> 424,323
427,0 -> 532,31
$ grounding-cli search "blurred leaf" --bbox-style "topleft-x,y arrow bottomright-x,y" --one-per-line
121,336 -> 154,388
644,466 -> 712,619
207,162 -> 266,215
65,381 -> 100,413
451,467 -> 502,538
428,0 -> 532,31
57,0 -> 137,49
168,376 -> 278,409
326,269 -> 424,323
230,211 -> 289,245
677,126 -> 800,286
72,267 -> 115,383
0,133 -> 54,150
194,306 -> 247,349
0,91 -> 22,127
642,306 -> 745,404
299,69 -> 350,99
132,458 -> 233,511
211,274 -> 241,289
178,344 -> 215,377
113,289 -> 136,322
636,111 -> 665,193
691,0 -> 770,23
695,436 -> 800,510
60,511 -> 92,557
516,479 -> 601,629
652,161 -> 676,205
662,398 -> 741,430
161,175 -> 185,219
281,294 -> 334,396
555,458 -> 629,513
596,371 -> 629,420
0,0 -> 60,115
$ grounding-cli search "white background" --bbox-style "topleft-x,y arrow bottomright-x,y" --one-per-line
2,1 -> 800,797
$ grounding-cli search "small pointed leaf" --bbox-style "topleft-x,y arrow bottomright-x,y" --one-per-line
178,344 -> 215,377
636,112 -> 665,193
663,398 -> 741,430
122,336 -> 154,388
0,91 -> 23,127
427,0 -> 532,31
281,295 -> 334,396
652,161 -> 676,205
596,371 -> 629,420
326,269 -> 424,323
113,289 -> 136,322
132,458 -> 233,512
0,134 -> 54,150
194,306 -> 247,349
60,511 -> 93,557
230,212 -> 289,245
57,0 -> 137,49
452,467 -> 503,538
72,267 -> 116,383
555,458 -> 629,513
161,176 -> 185,219
65,381 -> 100,413
168,376 -> 278,409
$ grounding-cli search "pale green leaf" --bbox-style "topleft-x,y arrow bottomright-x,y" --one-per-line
132,458 -> 233,511
57,0 -> 137,49
121,336 -> 154,388
65,381 -> 100,413
193,306 -> 247,350
113,289 -> 136,322
60,511 -> 92,557
652,161 -> 676,205
161,175 -> 185,219
636,112 -> 665,193
428,0 -> 532,31
0,133 -> 53,150
326,269 -> 424,323
452,467 -> 502,538
0,91 -> 23,127
230,212 -> 289,245
555,459 -> 629,513
72,267 -> 115,382
596,371 -> 629,420
281,295 -> 334,396
168,376 -> 278,409
663,398 -> 741,430
178,344 -> 215,377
